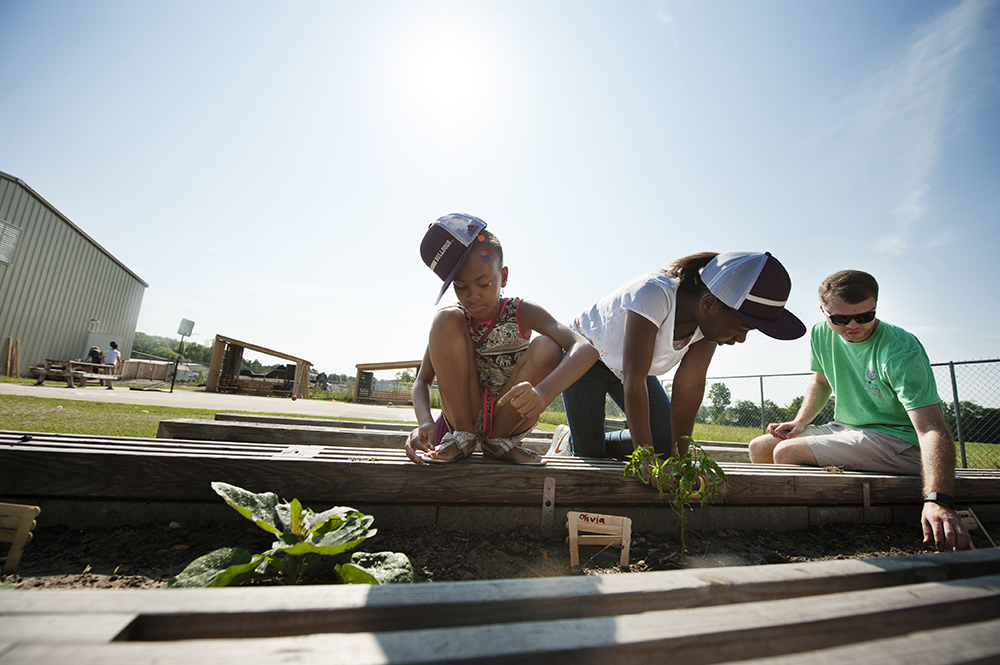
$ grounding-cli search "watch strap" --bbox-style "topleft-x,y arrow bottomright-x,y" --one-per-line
923,492 -> 955,509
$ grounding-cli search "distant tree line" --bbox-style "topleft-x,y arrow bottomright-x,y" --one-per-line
695,382 -> 836,431
942,401 -> 1000,444
692,381 -> 1000,444
132,332 -> 213,364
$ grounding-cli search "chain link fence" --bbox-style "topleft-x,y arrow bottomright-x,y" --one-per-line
671,359 -> 1000,470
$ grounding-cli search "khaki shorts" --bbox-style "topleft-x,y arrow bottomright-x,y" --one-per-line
804,422 -> 922,475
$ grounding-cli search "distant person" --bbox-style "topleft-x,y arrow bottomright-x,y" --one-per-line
748,270 -> 970,551
80,346 -> 103,389
405,213 -> 598,465
559,252 -> 805,460
102,341 -> 121,390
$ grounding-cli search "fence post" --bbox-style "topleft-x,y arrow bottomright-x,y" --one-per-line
759,376 -> 766,434
949,361 -> 968,469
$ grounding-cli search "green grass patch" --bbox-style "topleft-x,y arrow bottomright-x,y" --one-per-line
0,394 -> 416,439
0,376 -> 37,386
692,422 -> 762,443
959,440 -> 1000,470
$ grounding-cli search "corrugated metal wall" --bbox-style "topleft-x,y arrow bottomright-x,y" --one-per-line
0,171 -> 147,377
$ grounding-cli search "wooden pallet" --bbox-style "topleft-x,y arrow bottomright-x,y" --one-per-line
2,430 -> 998,507
1,548 -> 999,663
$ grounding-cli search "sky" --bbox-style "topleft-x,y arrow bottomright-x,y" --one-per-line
1,0 -> 998,385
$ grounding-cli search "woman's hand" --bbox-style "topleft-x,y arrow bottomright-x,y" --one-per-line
404,422 -> 439,464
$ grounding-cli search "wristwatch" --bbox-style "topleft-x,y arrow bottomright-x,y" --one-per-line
923,492 -> 955,509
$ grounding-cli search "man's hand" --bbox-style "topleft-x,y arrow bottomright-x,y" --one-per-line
497,381 -> 545,424
767,420 -> 805,440
404,423 -> 438,464
921,502 -> 972,552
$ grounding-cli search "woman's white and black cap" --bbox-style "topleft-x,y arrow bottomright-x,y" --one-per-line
700,251 -> 806,340
420,213 -> 488,304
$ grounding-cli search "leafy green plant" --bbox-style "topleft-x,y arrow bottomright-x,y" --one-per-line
167,482 -> 418,587
624,438 -> 727,564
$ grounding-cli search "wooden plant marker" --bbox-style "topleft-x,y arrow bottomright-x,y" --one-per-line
567,510 -> 631,571
957,508 -> 996,548
0,502 -> 41,574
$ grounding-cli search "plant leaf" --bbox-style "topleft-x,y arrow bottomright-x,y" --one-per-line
279,519 -> 375,556
166,547 -> 265,588
306,506 -> 360,535
347,551 -> 420,584
212,482 -> 282,535
335,562 -> 379,584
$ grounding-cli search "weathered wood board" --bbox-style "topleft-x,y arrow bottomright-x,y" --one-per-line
1,549 -> 999,664
159,417 -> 753,462
2,430 -> 997,507
214,413 -> 417,431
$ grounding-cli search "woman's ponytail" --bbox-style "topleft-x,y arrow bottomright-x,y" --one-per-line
666,252 -> 718,295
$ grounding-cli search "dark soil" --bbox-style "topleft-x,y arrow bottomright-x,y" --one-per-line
4,517 -> 996,589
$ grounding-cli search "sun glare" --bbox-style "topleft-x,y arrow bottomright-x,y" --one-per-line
384,9 -> 520,149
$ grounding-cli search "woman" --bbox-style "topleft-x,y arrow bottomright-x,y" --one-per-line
561,251 -> 805,459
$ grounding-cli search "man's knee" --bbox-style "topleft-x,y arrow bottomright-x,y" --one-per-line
748,434 -> 779,463
772,440 -> 818,466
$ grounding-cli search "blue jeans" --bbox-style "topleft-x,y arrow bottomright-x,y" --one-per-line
562,359 -> 673,459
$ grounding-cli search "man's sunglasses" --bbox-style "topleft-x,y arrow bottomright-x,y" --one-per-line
823,307 -> 876,326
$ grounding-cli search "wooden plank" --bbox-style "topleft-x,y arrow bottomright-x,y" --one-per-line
157,419 -> 411,448
164,419 -> 747,461
156,418 -> 550,453
160,418 -> 553,454
0,614 -> 137,652
214,413 -> 417,432
1,431 -> 998,506
719,617 -> 1000,664
354,361 -> 423,372
2,549 -> 998,640
3,572 -> 999,664
214,335 -> 311,365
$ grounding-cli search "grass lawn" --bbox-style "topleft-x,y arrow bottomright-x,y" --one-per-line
0,394 -> 415,439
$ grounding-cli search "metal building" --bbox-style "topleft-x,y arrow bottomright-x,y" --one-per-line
0,170 -> 147,377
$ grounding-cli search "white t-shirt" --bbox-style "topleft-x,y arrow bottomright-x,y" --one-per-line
103,348 -> 121,366
572,271 -> 703,381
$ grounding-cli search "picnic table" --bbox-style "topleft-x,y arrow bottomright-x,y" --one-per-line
31,359 -> 120,388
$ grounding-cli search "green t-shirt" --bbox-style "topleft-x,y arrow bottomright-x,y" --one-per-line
809,320 -> 940,446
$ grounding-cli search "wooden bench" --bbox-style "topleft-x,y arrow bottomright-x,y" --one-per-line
0,548 -> 998,662
0,502 -> 40,574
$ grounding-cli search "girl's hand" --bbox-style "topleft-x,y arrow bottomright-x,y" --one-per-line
498,381 -> 545,424
404,423 -> 438,464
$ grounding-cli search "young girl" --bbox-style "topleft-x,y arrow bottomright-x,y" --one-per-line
405,213 -> 598,465
561,251 -> 805,459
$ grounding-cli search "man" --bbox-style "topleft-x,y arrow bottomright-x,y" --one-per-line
102,341 -> 121,390
748,270 -> 970,551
